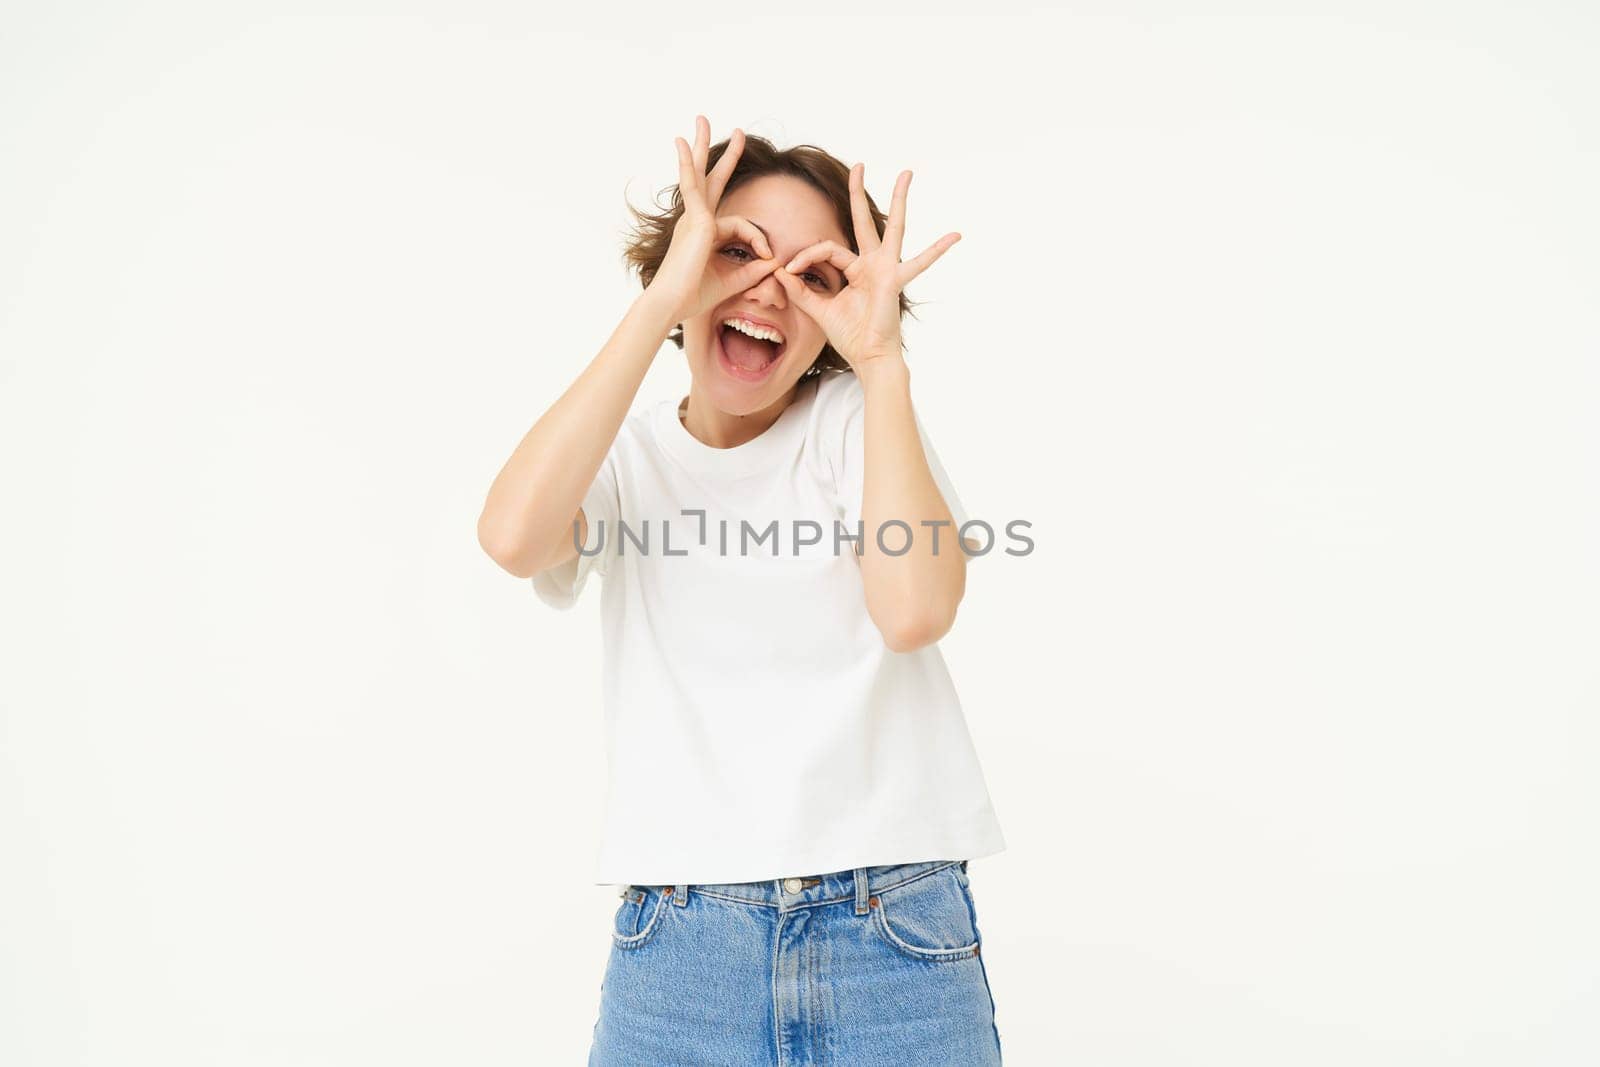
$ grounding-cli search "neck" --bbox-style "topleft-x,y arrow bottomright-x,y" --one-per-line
681,381 -> 804,449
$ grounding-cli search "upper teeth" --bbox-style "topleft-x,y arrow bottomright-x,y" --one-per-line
723,318 -> 784,345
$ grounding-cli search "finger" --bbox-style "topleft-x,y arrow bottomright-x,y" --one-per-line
675,136 -> 701,201
727,254 -> 782,294
706,127 -> 744,207
717,214 -> 772,259
848,163 -> 878,253
783,240 -> 856,276
882,170 -> 911,257
897,232 -> 961,287
692,114 -> 710,181
772,266 -> 827,320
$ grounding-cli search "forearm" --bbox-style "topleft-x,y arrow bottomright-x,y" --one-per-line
855,358 -> 967,651
477,291 -> 677,576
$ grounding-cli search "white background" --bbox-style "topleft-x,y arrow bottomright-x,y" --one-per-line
3,3 -> 1596,1064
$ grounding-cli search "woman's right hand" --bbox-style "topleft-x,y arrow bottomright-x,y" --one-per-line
646,115 -> 782,326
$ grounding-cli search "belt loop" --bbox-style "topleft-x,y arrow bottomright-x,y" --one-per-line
854,867 -> 871,915
672,882 -> 689,906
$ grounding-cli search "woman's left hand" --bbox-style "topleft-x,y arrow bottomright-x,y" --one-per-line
773,164 -> 961,375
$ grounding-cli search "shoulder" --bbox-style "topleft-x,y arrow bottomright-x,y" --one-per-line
800,370 -> 863,489
814,367 -> 863,404
629,400 -> 662,438
616,398 -> 670,453
587,401 -> 666,489
810,369 -> 865,432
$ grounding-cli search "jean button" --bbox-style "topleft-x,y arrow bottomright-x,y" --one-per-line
782,877 -> 803,893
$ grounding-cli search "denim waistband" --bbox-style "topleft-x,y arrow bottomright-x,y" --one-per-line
637,858 -> 968,914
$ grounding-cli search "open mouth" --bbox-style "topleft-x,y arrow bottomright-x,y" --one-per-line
716,321 -> 786,382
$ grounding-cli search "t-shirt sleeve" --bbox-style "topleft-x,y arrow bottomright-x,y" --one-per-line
834,376 -> 976,558
530,448 -> 620,610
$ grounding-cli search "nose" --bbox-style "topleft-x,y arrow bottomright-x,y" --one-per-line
741,268 -> 787,309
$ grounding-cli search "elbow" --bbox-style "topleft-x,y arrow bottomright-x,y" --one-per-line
477,513 -> 537,579
879,604 -> 958,654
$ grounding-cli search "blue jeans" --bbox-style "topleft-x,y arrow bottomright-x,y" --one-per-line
588,858 -> 1003,1065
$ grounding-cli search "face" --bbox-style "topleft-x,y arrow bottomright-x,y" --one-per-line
681,174 -> 851,416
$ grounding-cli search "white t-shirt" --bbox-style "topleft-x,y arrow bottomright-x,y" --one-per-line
533,369 -> 1007,886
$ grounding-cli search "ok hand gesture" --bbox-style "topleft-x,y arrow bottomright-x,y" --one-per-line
649,115 -> 784,325
772,164 -> 961,374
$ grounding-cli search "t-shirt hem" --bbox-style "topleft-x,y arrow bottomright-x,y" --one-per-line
591,831 -> 1007,888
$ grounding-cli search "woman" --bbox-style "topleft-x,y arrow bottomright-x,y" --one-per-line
478,116 -> 1007,1064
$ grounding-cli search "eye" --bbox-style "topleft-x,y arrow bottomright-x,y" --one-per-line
722,243 -> 834,291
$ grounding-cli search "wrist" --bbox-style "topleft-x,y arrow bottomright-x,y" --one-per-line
854,352 -> 910,394
630,288 -> 683,337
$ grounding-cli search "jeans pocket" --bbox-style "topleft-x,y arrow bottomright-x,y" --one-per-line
868,862 -> 982,963
611,885 -> 671,950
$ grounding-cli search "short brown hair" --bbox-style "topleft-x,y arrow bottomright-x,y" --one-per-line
620,132 -> 924,386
